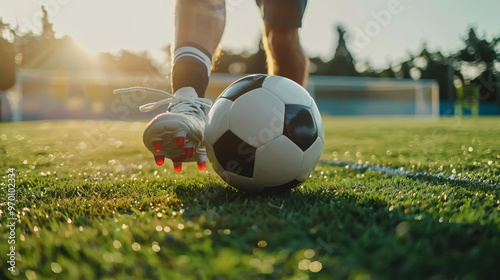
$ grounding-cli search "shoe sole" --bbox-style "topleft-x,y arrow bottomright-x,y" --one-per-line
143,115 -> 207,170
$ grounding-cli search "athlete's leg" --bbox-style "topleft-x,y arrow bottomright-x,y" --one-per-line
172,0 -> 226,97
257,0 -> 309,87
140,0 -> 226,171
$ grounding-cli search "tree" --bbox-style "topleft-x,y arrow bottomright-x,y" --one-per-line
41,6 -> 55,40
416,47 -> 452,100
456,27 -> 499,102
325,25 -> 359,77
0,18 -> 16,90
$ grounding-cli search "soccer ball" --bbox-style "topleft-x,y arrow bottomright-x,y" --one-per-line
205,74 -> 324,193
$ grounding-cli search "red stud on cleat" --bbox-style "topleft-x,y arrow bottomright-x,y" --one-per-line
154,155 -> 165,166
172,155 -> 185,172
184,147 -> 194,158
175,136 -> 186,148
173,163 -> 182,172
197,161 -> 206,171
152,141 -> 163,152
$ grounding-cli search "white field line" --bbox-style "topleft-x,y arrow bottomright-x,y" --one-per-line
320,160 -> 500,189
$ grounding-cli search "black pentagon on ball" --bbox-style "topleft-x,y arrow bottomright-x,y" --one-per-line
212,130 -> 256,178
219,74 -> 268,101
283,104 -> 318,151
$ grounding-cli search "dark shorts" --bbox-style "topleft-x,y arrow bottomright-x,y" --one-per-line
255,0 -> 308,29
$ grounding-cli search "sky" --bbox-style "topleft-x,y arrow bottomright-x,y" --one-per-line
1,0 -> 499,70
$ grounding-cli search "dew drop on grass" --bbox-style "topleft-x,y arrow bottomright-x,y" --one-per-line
298,259 -> 311,270
131,242 -> 141,251
309,261 -> 322,273
395,222 -> 410,236
304,249 -> 315,258
152,242 -> 161,252
51,262 -> 62,273
257,240 -> 267,248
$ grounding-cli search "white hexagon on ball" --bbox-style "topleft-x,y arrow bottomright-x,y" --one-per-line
228,88 -> 284,148
262,75 -> 312,106
253,135 -> 304,188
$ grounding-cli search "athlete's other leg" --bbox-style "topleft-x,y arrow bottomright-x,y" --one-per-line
257,0 -> 309,87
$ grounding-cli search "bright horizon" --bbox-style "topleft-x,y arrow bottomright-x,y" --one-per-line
1,0 -> 499,70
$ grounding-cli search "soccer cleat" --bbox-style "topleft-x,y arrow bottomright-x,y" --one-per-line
154,155 -> 165,166
197,161 -> 206,171
196,150 -> 208,171
152,140 -> 163,152
172,155 -> 186,172
184,147 -> 194,158
175,136 -> 186,148
183,141 -> 195,158
173,163 -> 182,172
174,129 -> 187,148
113,86 -> 213,171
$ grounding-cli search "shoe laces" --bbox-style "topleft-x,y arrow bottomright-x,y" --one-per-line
113,87 -> 213,118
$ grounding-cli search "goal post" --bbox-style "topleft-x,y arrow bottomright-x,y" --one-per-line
306,76 -> 440,118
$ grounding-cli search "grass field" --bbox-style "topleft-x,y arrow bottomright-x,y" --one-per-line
1,117 -> 500,280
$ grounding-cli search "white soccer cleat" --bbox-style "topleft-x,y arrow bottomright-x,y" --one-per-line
113,86 -> 212,172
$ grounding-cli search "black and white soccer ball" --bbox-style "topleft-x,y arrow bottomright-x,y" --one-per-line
205,74 -> 324,192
